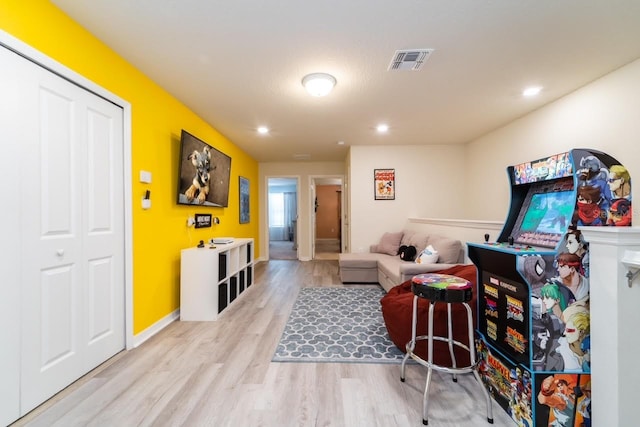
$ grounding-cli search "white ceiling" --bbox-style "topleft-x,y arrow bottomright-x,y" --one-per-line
52,0 -> 640,163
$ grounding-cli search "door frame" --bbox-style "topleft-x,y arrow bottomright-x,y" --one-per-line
310,175 -> 345,258
264,176 -> 300,260
0,30 -> 135,349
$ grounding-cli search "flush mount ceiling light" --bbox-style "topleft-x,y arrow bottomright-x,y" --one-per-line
376,124 -> 389,133
523,86 -> 542,97
302,73 -> 336,97
257,126 -> 269,134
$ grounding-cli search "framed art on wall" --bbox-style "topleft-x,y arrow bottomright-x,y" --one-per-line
374,168 -> 395,200
239,176 -> 250,223
177,130 -> 232,207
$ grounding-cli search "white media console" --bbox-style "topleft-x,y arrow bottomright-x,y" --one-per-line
180,238 -> 254,321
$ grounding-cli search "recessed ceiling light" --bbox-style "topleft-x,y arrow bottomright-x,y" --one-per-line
523,86 -> 542,97
257,126 -> 269,134
376,124 -> 389,133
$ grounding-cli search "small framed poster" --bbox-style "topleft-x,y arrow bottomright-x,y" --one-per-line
374,168 -> 395,200
239,176 -> 250,223
194,213 -> 212,228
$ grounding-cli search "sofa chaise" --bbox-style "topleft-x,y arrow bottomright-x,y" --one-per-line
338,229 -> 466,292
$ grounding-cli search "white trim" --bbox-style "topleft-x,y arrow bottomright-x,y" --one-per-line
0,30 -> 135,349
132,310 -> 180,348
408,217 -> 503,230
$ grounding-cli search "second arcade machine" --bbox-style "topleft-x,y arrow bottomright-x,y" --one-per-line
468,148 -> 631,427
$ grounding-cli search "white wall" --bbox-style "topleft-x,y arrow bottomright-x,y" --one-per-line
464,58 -> 640,222
259,161 -> 345,260
348,144 -> 466,252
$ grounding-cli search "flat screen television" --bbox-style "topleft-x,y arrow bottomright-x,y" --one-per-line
511,186 -> 576,248
177,130 -> 231,207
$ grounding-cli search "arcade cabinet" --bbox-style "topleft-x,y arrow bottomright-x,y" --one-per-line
468,148 -> 632,427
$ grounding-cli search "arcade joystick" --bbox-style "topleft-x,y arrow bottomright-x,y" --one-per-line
484,233 -> 490,243
508,236 -> 514,246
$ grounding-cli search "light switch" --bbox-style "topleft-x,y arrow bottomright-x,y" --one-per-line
140,170 -> 152,183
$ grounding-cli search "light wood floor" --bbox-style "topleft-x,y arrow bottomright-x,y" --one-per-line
13,260 -> 513,427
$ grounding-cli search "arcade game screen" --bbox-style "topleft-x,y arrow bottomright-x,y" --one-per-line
512,189 -> 575,248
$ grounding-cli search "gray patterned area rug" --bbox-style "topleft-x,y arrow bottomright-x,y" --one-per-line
272,286 -> 407,364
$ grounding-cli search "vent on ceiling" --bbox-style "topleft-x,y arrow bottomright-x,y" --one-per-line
388,49 -> 434,71
293,154 -> 311,160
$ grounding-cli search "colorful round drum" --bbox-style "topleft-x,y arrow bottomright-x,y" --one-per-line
410,273 -> 473,303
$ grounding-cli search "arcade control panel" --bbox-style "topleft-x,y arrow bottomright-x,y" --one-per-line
481,234 -> 543,253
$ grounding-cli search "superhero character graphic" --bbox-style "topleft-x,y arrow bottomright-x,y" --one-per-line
552,253 -> 588,303
577,380 -> 592,427
607,198 -> 632,226
538,376 -> 577,427
608,165 -> 631,199
576,155 -> 612,204
564,229 -> 589,278
573,185 -> 606,226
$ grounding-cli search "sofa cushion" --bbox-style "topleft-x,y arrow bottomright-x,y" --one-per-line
401,230 -> 429,254
427,235 -> 463,264
338,252 -> 381,268
372,231 -> 404,256
376,255 -> 405,282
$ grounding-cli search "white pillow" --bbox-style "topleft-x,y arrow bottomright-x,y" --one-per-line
415,245 -> 439,264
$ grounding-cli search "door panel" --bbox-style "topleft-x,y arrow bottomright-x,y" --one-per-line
20,69 -> 86,413
83,97 -> 125,366
40,265 -> 76,369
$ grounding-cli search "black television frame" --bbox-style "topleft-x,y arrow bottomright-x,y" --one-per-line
177,130 -> 232,207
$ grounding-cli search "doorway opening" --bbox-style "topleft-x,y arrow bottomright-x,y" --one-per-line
267,177 -> 298,260
312,177 -> 343,260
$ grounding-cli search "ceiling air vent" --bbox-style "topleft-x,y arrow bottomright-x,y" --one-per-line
293,154 -> 311,160
388,49 -> 434,71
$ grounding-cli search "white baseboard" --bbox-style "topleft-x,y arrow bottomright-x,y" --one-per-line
132,309 -> 179,348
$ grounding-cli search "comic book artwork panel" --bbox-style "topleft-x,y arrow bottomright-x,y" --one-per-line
374,168 -> 395,200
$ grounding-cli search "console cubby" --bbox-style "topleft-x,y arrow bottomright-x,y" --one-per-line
180,238 -> 254,321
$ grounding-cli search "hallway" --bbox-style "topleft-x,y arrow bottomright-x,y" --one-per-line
268,239 -> 340,261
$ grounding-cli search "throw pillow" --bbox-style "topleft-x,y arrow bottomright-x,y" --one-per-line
399,245 -> 417,261
374,231 -> 404,256
415,245 -> 439,264
427,235 -> 462,264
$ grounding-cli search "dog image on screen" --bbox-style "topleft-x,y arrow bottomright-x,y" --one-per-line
184,147 -> 214,204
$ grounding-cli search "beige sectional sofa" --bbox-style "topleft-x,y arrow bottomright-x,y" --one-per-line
339,230 -> 466,292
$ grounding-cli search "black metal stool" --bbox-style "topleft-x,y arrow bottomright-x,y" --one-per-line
400,273 -> 493,425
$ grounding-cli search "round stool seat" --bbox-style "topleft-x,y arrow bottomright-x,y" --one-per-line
411,273 -> 473,303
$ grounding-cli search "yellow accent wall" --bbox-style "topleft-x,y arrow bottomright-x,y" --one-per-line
0,0 -> 260,334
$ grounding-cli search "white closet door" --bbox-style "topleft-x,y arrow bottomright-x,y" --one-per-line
0,44 -> 125,417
